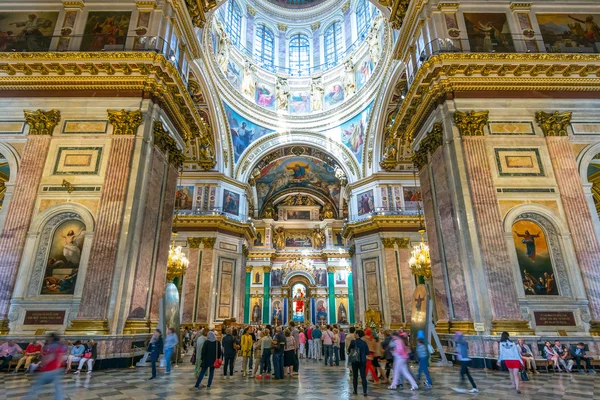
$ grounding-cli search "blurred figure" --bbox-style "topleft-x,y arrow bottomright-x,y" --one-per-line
25,333 -> 65,400
164,327 -> 178,374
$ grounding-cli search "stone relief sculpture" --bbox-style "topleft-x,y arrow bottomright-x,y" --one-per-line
322,202 -> 335,219
343,59 -> 356,96
310,77 -> 324,112
273,227 -> 286,250
276,76 -> 290,112
367,18 -> 383,65
242,60 -> 257,99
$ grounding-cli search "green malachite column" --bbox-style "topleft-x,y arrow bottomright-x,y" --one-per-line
244,266 -> 252,324
263,266 -> 271,324
348,268 -> 355,324
328,267 -> 336,324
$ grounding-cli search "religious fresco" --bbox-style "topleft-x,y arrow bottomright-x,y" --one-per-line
316,299 -> 328,324
81,11 -> 131,52
463,13 -> 515,53
42,219 -> 85,295
357,189 -> 374,216
335,270 -> 347,286
324,83 -> 345,109
255,83 -> 276,110
333,229 -> 344,247
175,186 -> 194,210
224,103 -> 275,162
289,91 -> 311,114
320,103 -> 373,163
314,267 -> 327,286
403,186 -> 423,210
222,189 -> 240,216
536,14 -> 600,53
253,228 -> 265,247
226,60 -> 243,90
356,57 -> 374,91
284,229 -> 313,248
255,156 -> 341,211
291,283 -> 307,323
0,12 -> 59,52
336,298 -> 349,324
250,297 -> 262,324
512,219 -> 558,296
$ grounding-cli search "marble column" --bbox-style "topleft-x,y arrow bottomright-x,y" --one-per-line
327,267 -> 335,324
181,239 -> 201,325
0,109 -> 59,325
347,267 -> 355,324
262,266 -> 271,324
244,266 -> 252,324
195,238 -> 216,324
397,242 -> 414,323
382,239 -> 403,325
76,110 -> 142,327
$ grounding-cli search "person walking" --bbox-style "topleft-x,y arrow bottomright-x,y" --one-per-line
222,328 -> 238,378
312,325 -> 322,361
283,329 -> 296,377
194,328 -> 208,377
24,333 -> 65,400
164,327 -> 178,375
388,332 -> 418,391
147,329 -> 163,380
363,328 -> 379,384
240,327 -> 253,377
322,325 -> 334,366
272,327 -> 286,379
348,329 -> 370,396
256,328 -> 272,379
415,330 -> 432,388
498,332 -> 524,395
455,332 -> 478,393
194,331 -> 222,389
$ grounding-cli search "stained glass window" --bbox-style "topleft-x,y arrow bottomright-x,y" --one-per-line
324,21 -> 343,66
225,1 -> 242,46
255,24 -> 275,69
289,33 -> 310,73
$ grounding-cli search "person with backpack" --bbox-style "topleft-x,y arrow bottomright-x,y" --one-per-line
348,329 -> 370,396
388,331 -> 418,391
381,330 -> 393,381
415,330 -> 432,388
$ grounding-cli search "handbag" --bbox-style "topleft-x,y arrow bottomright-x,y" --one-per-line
213,358 -> 223,368
347,340 -> 359,364
84,352 -> 92,359
520,369 -> 529,381
190,350 -> 196,365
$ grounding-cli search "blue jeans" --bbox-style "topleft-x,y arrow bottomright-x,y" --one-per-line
164,347 -> 174,373
324,345 -> 333,366
25,368 -> 64,400
195,366 -> 215,387
150,353 -> 159,378
273,352 -> 284,379
260,349 -> 271,374
333,346 -> 340,366
417,356 -> 432,385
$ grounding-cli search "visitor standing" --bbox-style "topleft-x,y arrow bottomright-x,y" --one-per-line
312,325 -> 322,361
241,327 -> 253,377
290,322 -> 300,374
164,327 -> 178,374
498,332 -> 524,394
455,332 -> 478,393
348,329 -> 369,396
322,325 -> 334,366
307,325 -> 314,359
272,327 -> 286,379
194,328 -> 208,377
283,329 -> 296,377
332,328 -> 341,366
222,328 -> 238,378
339,328 -> 346,363
388,332 -> 418,391
298,328 -> 306,360
257,328 -> 272,379
24,333 -> 65,400
252,330 -> 262,377
194,331 -> 222,389
147,329 -> 163,380
345,327 -> 356,369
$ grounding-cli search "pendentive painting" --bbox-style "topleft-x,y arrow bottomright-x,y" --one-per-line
222,189 -> 240,216
289,91 -> 310,114
224,102 -> 275,163
255,83 -> 276,110
536,14 -> 600,53
324,83 -> 345,109
42,220 -> 85,295
81,11 -> 131,52
463,13 -> 515,53
0,12 -> 59,52
512,219 -> 558,296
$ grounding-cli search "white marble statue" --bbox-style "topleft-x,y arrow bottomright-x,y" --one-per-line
276,76 -> 290,112
215,22 -> 230,74
310,77 -> 324,112
367,18 -> 383,65
343,59 -> 356,96
242,60 -> 257,99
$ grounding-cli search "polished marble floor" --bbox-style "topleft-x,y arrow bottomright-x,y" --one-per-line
1,356 -> 599,399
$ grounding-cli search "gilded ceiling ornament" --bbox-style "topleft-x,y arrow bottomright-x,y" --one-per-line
454,110 -> 489,137
262,202 -> 275,219
535,111 -> 572,137
322,202 -> 334,219
24,109 -> 61,136
61,179 -> 75,194
188,237 -> 203,248
311,22 -> 320,31
62,1 -> 85,10
108,109 -> 143,136
184,0 -> 217,28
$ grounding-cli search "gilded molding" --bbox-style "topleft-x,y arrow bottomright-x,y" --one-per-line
382,238 -> 397,248
341,0 -> 351,13
183,0 -> 217,28
153,121 -> 184,168
510,3 -> 532,11
491,319 -> 534,335
535,111 -> 572,137
173,216 -> 255,242
246,266 -> 253,273
107,109 -> 143,136
454,111 -> 489,137
437,2 -> 459,11
24,109 -> 61,136
0,319 -> 8,334
62,0 -> 84,9
342,215 -> 423,240
202,237 -> 217,249
123,319 -> 152,334
263,266 -> 272,273
277,23 -> 288,32
387,0 -> 411,30
327,266 -> 337,273
65,319 -> 109,334
188,237 -> 203,248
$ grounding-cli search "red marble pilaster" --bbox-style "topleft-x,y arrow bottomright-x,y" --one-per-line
0,136 -> 52,320
77,136 -> 136,320
419,166 -> 450,321
383,246 -> 403,325
149,164 -> 178,321
128,148 -> 166,319
196,246 -> 215,324
181,247 -> 200,324
397,247 -> 414,323
462,136 -> 520,320
546,136 -> 600,320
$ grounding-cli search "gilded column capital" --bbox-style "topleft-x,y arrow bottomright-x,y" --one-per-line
311,22 -> 320,31
327,266 -> 336,273
348,244 -> 356,257
246,266 -> 253,273
24,109 -> 61,136
382,238 -> 397,248
107,109 -> 143,136
153,121 -> 184,168
188,237 -> 203,248
202,237 -> 216,249
395,238 -> 410,249
535,111 -> 572,137
263,266 -> 272,273
277,23 -> 288,32
412,122 -> 444,170
247,5 -> 256,16
454,110 -> 489,136
242,244 -> 249,257
510,3 -> 532,11
62,1 -> 85,10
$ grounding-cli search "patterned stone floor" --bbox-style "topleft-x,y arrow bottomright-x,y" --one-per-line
1,356 -> 599,399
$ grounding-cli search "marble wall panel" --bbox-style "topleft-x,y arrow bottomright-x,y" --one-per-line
196,248 -> 214,323
182,247 -> 200,325
398,247 -> 414,323
383,247 -> 403,324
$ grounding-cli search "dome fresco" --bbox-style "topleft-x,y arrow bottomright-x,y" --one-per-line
266,0 -> 329,9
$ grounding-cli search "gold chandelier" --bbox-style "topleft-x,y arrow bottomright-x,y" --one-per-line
166,233 -> 189,282
409,229 -> 431,279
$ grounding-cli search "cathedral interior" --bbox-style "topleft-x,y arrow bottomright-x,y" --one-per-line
1,0 -> 600,366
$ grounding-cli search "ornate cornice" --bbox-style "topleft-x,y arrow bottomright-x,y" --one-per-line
386,0 -> 411,30
437,2 -> 459,11
108,109 -> 143,136
342,216 -> 423,240
135,0 -> 157,9
24,109 -> 60,136
183,0 -> 217,28
188,237 -> 203,248
154,121 -> 185,168
510,3 -> 532,11
173,215 -> 255,242
454,111 -> 489,137
535,111 -> 572,137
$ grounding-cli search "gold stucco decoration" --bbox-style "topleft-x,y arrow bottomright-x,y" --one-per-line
107,109 -> 143,136
454,110 -> 489,137
24,109 -> 61,136
535,111 -> 572,137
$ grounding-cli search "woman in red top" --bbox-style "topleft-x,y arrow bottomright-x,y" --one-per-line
13,341 -> 42,373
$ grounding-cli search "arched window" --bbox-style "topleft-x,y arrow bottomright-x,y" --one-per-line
324,21 -> 343,66
289,33 -> 310,73
356,0 -> 371,38
255,24 -> 275,69
225,1 -> 242,46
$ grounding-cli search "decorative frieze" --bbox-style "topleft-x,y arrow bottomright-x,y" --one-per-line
107,109 -> 142,136
24,109 -> 61,136
454,111 -> 489,136
535,111 -> 572,137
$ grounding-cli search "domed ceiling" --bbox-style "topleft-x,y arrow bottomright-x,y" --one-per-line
266,0 -> 329,9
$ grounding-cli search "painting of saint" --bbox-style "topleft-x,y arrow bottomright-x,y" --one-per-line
357,190 -> 374,216
334,230 -> 344,247
403,186 -> 423,210
316,300 -> 327,324
254,271 -> 262,284
41,219 -> 85,295
224,103 -> 275,162
254,228 -> 264,247
292,283 -> 306,323
321,104 -> 372,163
463,13 -> 515,53
226,60 -> 243,90
324,83 -> 345,109
222,189 -> 240,216
337,300 -> 349,324
287,210 -> 311,220
272,300 -> 283,325
251,299 -> 262,323
286,162 -> 309,179
335,270 -> 347,285
0,12 -> 59,52
255,84 -> 275,109
536,14 -> 600,53
289,91 -> 310,114
81,11 -> 131,51
175,186 -> 194,210
356,58 -> 373,91
271,268 -> 283,287
512,219 -> 558,296
315,268 -> 327,286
